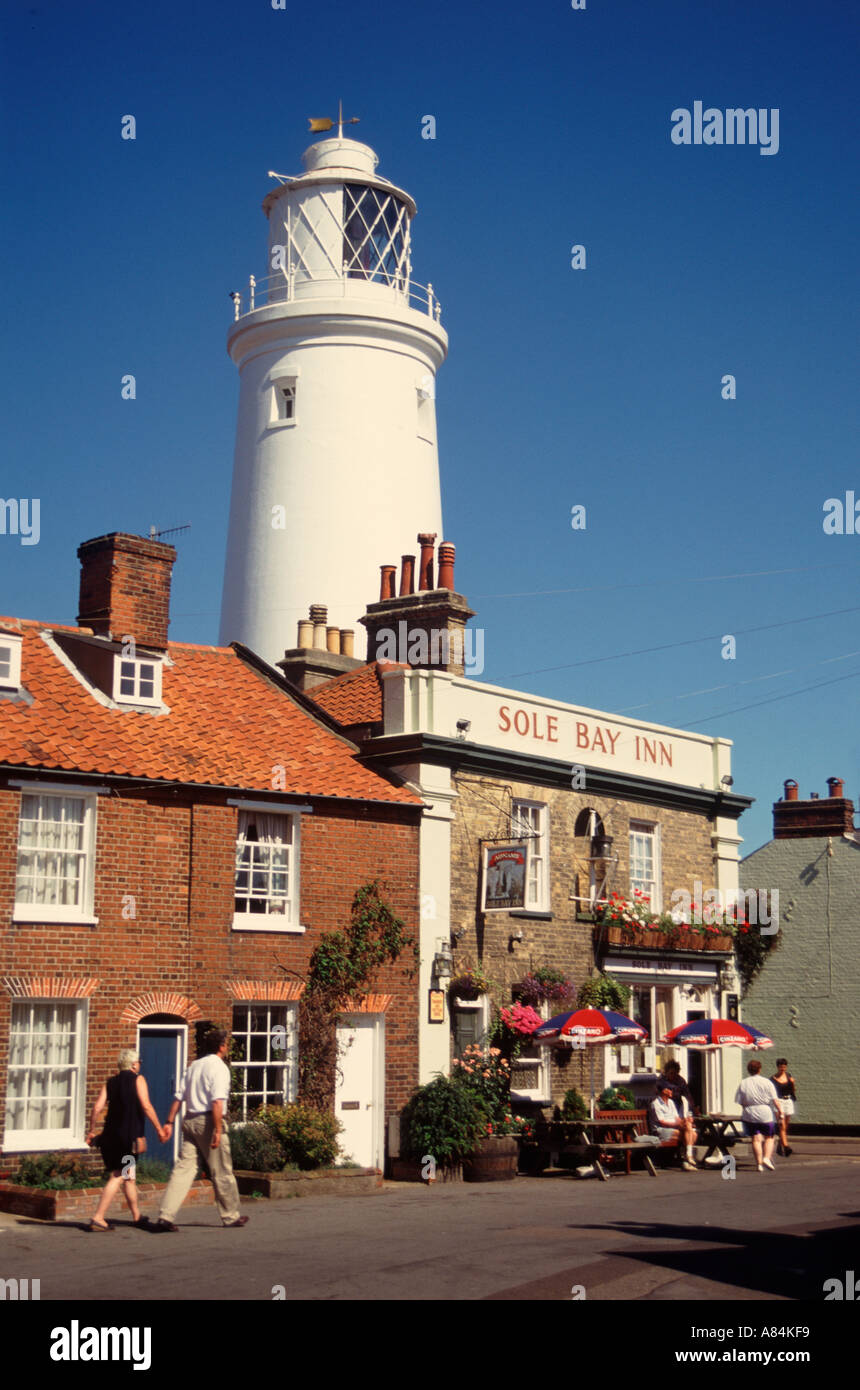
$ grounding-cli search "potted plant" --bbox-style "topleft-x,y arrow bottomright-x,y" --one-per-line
450,1045 -> 521,1181
516,967 -> 575,1008
577,973 -> 631,1012
561,1087 -> 589,1120
596,1085 -> 637,1113
397,1074 -> 486,1182
447,966 -> 491,1001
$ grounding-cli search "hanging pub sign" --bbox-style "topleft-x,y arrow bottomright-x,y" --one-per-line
481,843 -> 528,912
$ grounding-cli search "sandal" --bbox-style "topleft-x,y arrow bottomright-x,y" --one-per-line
88,1219 -> 115,1232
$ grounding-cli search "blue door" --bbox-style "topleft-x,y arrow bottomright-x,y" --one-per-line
139,1028 -> 183,1166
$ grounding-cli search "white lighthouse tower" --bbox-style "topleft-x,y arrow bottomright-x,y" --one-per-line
219,118 -> 447,663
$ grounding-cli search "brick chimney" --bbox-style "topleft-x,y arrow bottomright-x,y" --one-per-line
360,535 -> 476,677
773,776 -> 855,839
77,533 -> 176,651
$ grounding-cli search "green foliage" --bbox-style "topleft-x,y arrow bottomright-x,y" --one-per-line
133,1156 -> 172,1184
12,1153 -> 102,1189
597,1085 -> 637,1112
561,1087 -> 589,1120
256,1103 -> 342,1170
228,1122 -> 288,1173
400,1074 -> 486,1167
307,880 -> 416,1002
577,973 -> 631,1012
450,1044 -> 512,1122
735,923 -> 781,992
299,881 -> 417,1112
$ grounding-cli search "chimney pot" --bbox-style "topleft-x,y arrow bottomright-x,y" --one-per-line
784,779 -> 798,801
326,626 -> 340,653
437,542 -> 455,590
380,565 -> 396,601
297,619 -> 313,648
827,776 -> 844,799
309,604 -> 328,649
400,555 -> 415,597
417,532 -> 437,591
340,629 -> 354,657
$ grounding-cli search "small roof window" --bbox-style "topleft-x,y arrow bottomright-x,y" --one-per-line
113,654 -> 162,706
0,634 -> 23,690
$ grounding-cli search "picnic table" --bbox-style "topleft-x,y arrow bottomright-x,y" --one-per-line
695,1112 -> 751,1161
525,1112 -> 658,1180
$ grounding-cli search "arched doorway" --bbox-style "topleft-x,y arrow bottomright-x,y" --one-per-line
137,1014 -> 188,1166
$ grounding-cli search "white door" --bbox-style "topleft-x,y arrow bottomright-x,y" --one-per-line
334,1014 -> 384,1169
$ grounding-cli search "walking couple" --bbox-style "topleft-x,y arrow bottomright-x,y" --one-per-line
88,1028 -> 249,1232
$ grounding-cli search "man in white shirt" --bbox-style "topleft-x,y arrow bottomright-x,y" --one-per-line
152,1029 -> 249,1231
735,1058 -> 782,1172
649,1082 -> 699,1170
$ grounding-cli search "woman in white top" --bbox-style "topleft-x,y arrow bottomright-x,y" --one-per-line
735,1058 -> 783,1172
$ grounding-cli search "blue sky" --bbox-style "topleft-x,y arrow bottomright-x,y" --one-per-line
1,0 -> 858,853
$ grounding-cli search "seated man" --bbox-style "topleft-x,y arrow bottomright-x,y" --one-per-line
649,1082 -> 698,1171
659,1059 -> 698,1115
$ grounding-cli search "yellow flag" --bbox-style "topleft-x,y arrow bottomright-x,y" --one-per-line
308,117 -> 333,133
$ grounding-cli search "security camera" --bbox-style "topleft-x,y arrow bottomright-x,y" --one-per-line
456,718 -> 471,739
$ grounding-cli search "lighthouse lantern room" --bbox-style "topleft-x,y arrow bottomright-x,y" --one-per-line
219,122 -> 447,663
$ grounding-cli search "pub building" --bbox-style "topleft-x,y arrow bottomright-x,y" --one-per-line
289,535 -> 754,1117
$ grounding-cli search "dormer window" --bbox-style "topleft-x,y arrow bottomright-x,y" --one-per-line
113,655 -> 162,706
0,634 -> 23,690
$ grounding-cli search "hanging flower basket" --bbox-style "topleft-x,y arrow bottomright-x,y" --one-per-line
448,969 -> 490,1001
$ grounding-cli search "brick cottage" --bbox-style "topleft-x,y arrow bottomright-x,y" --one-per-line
0,533 -> 421,1177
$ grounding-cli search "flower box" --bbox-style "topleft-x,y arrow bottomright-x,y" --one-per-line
0,1178 -> 214,1222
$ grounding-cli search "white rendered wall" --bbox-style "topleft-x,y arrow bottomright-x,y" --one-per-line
219,301 -> 446,661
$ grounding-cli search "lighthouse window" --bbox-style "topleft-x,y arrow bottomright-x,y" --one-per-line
271,377 -> 297,427
343,184 -> 409,287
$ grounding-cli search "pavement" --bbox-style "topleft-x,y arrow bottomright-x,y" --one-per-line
1,1146 -> 857,1301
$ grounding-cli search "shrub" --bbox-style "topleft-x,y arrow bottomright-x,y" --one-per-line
597,1085 -> 637,1112
228,1122 -> 287,1173
400,1075 -> 487,1167
256,1103 -> 342,1170
561,1087 -> 589,1120
12,1153 -> 102,1190
132,1156 -> 172,1184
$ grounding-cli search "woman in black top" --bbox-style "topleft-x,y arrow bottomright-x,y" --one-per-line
771,1058 -> 797,1156
86,1048 -> 167,1231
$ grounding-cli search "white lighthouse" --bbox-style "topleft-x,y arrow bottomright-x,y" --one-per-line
219,121 -> 447,662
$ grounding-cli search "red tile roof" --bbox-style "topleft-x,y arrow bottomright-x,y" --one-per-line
310,661 -> 396,726
0,622 -> 419,805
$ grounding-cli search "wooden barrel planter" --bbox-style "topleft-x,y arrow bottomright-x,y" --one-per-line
463,1136 -> 519,1182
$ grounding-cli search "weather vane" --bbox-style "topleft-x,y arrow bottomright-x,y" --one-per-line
308,99 -> 359,139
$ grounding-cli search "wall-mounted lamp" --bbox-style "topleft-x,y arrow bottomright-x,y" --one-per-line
720,775 -> 734,788
508,927 -> 524,952
451,925 -> 465,942
432,940 -> 454,984
456,718 -> 471,740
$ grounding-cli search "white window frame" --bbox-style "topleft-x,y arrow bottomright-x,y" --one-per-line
113,654 -> 162,706
3,998 -> 89,1151
232,806 -> 304,933
512,800 -> 550,912
0,634 -> 23,690
510,1000 -> 551,1103
629,820 -> 661,913
13,786 -> 99,924
269,375 -> 298,428
229,1002 -> 298,1120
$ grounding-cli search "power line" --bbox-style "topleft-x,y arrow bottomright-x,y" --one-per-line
501,604 -> 860,680
683,667 -> 860,727
473,561 -> 855,602
617,648 -> 860,715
